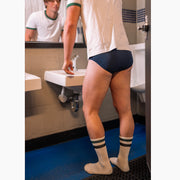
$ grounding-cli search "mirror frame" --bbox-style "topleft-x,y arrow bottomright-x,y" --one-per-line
25,42 -> 86,48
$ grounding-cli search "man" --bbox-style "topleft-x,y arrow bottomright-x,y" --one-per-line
63,0 -> 134,175
25,0 -> 64,42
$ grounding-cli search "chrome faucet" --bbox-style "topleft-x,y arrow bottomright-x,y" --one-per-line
72,55 -> 79,72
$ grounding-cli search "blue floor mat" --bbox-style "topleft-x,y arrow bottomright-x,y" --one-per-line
25,123 -> 146,180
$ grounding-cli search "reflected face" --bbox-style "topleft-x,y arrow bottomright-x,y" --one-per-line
45,0 -> 61,13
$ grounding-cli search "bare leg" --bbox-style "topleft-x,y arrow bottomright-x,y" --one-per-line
82,60 -> 112,139
82,60 -> 112,175
110,66 -> 134,137
110,66 -> 134,172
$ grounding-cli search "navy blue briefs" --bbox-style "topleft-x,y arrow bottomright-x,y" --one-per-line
89,49 -> 133,74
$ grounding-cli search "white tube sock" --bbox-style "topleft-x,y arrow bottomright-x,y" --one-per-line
110,136 -> 133,172
84,136 -> 113,175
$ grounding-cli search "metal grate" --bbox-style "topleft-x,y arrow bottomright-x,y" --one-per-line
83,155 -> 150,180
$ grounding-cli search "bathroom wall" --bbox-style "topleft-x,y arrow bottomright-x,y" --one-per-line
136,0 -> 146,116
122,0 -> 146,44
25,48 -> 121,140
122,0 -> 137,44
136,0 -> 146,43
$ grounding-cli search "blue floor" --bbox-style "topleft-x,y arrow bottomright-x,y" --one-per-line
25,123 -> 146,180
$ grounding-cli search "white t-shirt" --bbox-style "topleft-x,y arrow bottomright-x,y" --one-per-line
26,10 -> 64,42
67,0 -> 130,58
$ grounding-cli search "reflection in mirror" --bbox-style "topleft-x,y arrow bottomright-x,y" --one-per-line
25,0 -> 84,43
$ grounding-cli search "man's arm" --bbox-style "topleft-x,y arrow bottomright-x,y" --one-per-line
62,5 -> 81,74
25,28 -> 36,41
61,30 -> 64,43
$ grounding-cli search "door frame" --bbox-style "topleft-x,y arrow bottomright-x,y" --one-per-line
145,0 -> 151,172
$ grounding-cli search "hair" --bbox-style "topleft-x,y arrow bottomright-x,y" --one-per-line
43,0 -> 60,8
44,0 -> 48,8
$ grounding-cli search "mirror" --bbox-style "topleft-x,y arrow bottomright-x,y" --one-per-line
25,0 -> 86,48
25,0 -> 145,48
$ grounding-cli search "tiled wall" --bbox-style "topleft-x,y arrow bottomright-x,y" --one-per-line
25,48 -> 120,140
136,0 -> 146,43
122,0 -> 146,44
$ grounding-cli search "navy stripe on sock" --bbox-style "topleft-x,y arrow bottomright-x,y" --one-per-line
120,142 -> 132,147
91,138 -> 105,144
119,137 -> 133,142
93,143 -> 106,149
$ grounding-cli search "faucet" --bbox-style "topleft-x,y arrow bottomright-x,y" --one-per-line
72,55 -> 79,72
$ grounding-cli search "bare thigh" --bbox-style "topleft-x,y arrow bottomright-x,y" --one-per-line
82,60 -> 112,114
110,66 -> 132,116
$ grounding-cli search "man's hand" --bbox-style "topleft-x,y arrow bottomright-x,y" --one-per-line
62,60 -> 74,75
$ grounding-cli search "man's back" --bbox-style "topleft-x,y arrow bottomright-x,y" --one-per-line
67,0 -> 130,57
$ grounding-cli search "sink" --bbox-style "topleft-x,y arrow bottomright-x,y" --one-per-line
25,73 -> 42,92
44,69 -> 86,88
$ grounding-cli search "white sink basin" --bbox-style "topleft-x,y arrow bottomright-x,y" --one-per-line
25,73 -> 42,92
44,69 -> 86,87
